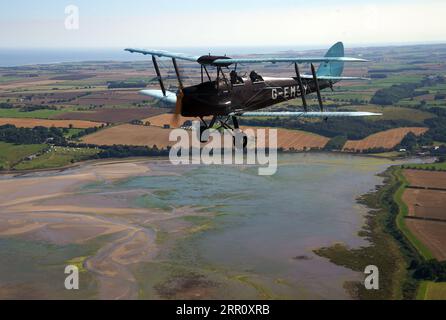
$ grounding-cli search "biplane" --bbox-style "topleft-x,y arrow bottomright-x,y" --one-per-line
125,42 -> 381,142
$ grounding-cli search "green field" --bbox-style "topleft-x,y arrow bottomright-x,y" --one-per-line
417,281 -> 446,300
342,105 -> 435,124
0,108 -> 65,119
14,146 -> 99,170
64,128 -> 83,138
0,142 -> 47,170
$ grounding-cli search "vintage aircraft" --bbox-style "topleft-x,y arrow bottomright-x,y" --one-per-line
125,42 -> 381,142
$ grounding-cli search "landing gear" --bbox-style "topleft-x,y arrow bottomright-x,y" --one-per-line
197,115 -> 248,148
231,116 -> 248,149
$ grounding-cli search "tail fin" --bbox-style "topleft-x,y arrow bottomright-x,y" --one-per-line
317,42 -> 344,77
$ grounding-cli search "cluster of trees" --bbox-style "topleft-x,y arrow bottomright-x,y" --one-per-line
423,108 -> 446,143
0,103 -> 14,109
70,127 -> 102,140
398,132 -> 419,152
240,117 -> 418,140
369,74 -> 387,79
371,83 -> 423,105
107,81 -> 147,89
0,103 -> 57,112
48,92 -> 91,104
94,145 -> 170,159
412,260 -> 446,282
64,142 -> 170,159
370,75 -> 445,105
323,135 -> 347,151
19,105 -> 57,112
0,124 -> 66,145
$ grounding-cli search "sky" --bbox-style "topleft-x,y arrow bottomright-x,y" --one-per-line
1,0 -> 445,49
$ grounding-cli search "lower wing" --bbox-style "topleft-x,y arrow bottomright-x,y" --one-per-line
233,111 -> 382,118
140,89 -> 177,104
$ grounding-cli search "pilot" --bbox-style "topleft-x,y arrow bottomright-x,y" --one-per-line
230,70 -> 244,85
230,70 -> 238,84
250,70 -> 263,83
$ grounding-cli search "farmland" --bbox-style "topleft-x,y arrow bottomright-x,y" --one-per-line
0,43 -> 445,162
82,124 -> 174,149
397,169 -> 446,262
54,107 -> 164,123
81,122 -> 330,151
13,146 -> 99,170
144,113 -> 193,128
405,219 -> 446,261
343,127 -> 428,152
0,142 -> 47,170
402,189 -> 446,220
0,118 -> 103,128
403,169 -> 446,189
417,282 -> 446,300
247,127 -> 329,151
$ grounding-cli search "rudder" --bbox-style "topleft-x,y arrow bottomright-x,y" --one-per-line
317,42 -> 344,77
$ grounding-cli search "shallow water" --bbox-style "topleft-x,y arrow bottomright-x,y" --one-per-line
0,153 -> 428,299
113,153 -> 415,299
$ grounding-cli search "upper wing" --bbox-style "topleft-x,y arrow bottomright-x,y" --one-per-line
212,57 -> 368,65
125,48 -> 367,66
125,48 -> 199,62
233,111 -> 382,118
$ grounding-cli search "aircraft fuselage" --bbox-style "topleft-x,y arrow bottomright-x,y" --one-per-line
180,77 -> 331,117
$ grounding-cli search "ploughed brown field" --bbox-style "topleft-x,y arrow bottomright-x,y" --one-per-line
403,169 -> 446,189
405,219 -> 446,261
81,122 -> 329,151
245,127 -> 329,151
54,107 -> 165,123
144,113 -> 194,128
402,188 -> 446,220
402,169 -> 446,261
0,117 -> 104,129
343,127 -> 428,152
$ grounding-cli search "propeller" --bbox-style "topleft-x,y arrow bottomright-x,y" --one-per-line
171,88 -> 184,127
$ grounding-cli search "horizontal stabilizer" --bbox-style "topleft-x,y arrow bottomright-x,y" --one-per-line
139,89 -> 177,104
233,111 -> 382,118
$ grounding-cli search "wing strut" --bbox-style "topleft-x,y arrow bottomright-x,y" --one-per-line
172,58 -> 183,90
152,55 -> 166,97
310,63 -> 324,112
294,63 -> 308,112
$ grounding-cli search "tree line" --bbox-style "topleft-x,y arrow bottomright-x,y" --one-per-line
0,124 -> 66,145
240,117 -> 419,140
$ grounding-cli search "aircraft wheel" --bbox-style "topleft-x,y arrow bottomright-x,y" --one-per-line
233,132 -> 248,149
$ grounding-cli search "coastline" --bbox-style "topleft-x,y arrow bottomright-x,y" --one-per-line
314,161 -> 445,300
314,166 -> 414,299
0,150 -> 431,177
